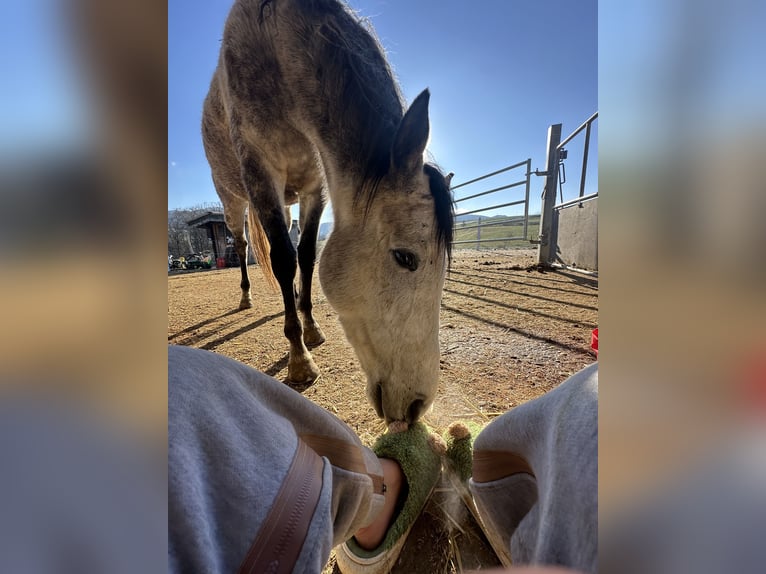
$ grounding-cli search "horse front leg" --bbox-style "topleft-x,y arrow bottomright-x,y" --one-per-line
236,139 -> 319,384
297,191 -> 327,348
258,204 -> 320,385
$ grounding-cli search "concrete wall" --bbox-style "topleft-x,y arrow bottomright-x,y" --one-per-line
551,196 -> 598,270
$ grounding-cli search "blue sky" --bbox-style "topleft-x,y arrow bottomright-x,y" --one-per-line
168,0 -> 597,221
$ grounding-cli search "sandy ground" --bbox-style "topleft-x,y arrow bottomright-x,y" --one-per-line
168,247 -> 598,572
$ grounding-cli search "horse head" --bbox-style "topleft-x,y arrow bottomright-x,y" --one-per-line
320,90 -> 454,424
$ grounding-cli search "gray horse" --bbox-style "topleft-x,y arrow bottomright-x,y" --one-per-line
202,0 -> 454,423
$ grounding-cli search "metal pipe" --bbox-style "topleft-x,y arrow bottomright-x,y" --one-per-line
556,111 -> 598,150
449,159 -> 529,190
456,199 -> 527,217
453,179 -> 527,203
553,192 -> 598,210
458,215 -> 528,228
456,216 -> 528,233
453,236 -> 526,245
538,124 -> 562,266
523,159 -> 531,240
549,262 -> 598,276
475,217 -> 481,249
579,122 -> 591,198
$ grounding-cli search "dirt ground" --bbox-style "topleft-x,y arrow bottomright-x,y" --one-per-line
168,247 -> 598,572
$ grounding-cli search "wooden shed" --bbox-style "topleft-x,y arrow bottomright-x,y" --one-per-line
186,211 -> 255,266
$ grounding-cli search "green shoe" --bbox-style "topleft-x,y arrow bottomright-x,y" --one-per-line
336,422 -> 443,574
441,421 -> 514,569
443,421 -> 482,483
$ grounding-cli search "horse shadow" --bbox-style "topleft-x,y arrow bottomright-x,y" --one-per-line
200,311 -> 284,351
168,309 -> 241,342
553,268 -> 599,289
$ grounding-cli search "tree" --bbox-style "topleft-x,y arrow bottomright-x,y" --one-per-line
167,202 -> 222,256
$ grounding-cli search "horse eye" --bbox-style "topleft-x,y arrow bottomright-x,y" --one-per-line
392,249 -> 418,271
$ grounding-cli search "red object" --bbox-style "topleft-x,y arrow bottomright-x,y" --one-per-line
740,352 -> 766,414
216,257 -> 226,269
591,329 -> 598,357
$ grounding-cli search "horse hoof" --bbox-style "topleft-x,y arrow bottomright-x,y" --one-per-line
238,299 -> 253,310
287,357 -> 320,385
303,325 -> 326,348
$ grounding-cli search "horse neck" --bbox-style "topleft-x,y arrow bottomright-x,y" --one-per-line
272,0 -> 405,221
321,160 -> 366,228
318,117 -> 398,228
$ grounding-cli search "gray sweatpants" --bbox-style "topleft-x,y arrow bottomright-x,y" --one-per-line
470,363 -> 598,573
168,345 -> 597,573
168,345 -> 384,573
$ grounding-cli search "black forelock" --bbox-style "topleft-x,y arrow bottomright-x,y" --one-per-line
423,163 -> 455,266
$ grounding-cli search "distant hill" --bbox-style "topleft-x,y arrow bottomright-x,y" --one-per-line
318,221 -> 333,240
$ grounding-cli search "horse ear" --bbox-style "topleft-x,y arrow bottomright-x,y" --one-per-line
445,172 -> 454,187
391,89 -> 430,171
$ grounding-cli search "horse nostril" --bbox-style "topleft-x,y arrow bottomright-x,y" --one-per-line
406,398 -> 425,425
372,383 -> 383,418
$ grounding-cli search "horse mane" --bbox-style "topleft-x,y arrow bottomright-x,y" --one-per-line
301,2 -> 455,264
304,1 -> 404,165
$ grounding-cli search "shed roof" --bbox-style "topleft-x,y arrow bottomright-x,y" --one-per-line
186,211 -> 224,227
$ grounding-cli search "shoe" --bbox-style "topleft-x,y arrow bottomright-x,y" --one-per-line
335,422 -> 443,574
442,421 -> 514,568
442,421 -> 481,483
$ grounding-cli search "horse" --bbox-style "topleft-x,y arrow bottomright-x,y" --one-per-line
201,0 -> 454,423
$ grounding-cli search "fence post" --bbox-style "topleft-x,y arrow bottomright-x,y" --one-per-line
537,124 -> 562,266
476,216 -> 482,249
523,158 -> 531,240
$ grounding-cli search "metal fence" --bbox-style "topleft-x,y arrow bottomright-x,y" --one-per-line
537,112 -> 598,270
447,111 -> 596,258
556,111 -> 598,206
450,159 -> 532,249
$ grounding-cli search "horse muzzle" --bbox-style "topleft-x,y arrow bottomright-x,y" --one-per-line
371,381 -> 429,424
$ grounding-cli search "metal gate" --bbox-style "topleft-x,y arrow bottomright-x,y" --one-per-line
449,112 -> 597,265
537,112 -> 598,271
450,159 -> 532,249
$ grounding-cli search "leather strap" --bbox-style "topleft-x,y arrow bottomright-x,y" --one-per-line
472,449 -> 535,483
300,433 -> 385,495
237,438 -> 324,574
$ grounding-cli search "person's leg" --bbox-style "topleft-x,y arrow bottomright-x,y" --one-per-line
168,345 -> 386,573
353,458 -> 403,550
470,364 -> 598,573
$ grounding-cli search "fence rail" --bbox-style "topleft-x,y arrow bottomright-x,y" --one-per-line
556,111 -> 597,203
454,214 -> 528,233
451,158 -> 532,249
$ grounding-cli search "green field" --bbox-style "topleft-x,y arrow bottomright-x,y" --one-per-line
453,214 -> 540,250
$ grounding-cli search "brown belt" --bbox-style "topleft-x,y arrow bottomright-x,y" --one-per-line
300,433 -> 385,495
472,449 -> 535,483
237,438 -> 324,574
